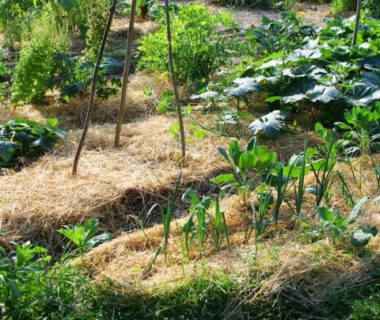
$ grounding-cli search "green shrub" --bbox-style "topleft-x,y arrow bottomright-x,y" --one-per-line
209,0 -> 279,9
332,0 -> 357,13
85,0 -> 112,61
0,0 -> 43,47
363,0 -> 380,18
138,4 -> 236,85
246,11 -> 317,55
51,55 -> 122,102
11,9 -> 69,104
0,58 -> 10,101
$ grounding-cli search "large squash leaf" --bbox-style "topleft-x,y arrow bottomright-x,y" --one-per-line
0,141 -> 18,164
224,78 -> 260,99
248,110 -> 290,140
190,91 -> 220,100
306,85 -> 341,103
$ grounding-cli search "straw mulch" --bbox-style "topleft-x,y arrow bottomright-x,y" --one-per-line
0,115 -> 232,246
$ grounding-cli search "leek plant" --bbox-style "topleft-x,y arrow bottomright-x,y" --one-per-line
159,172 -> 182,264
181,190 -> 211,257
245,187 -> 273,251
210,197 -> 231,253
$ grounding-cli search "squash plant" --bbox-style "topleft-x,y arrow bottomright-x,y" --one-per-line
0,118 -> 66,167
207,15 -> 380,123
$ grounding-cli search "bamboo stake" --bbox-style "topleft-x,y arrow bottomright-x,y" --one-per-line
72,0 -> 117,175
164,0 -> 186,166
114,0 -> 137,147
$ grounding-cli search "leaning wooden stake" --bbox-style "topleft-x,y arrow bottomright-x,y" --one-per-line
164,0 -> 186,165
72,0 -> 117,175
114,0 -> 137,147
353,0 -> 362,46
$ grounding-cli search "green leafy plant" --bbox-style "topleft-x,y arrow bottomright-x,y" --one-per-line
332,0 -> 357,13
11,9 -> 69,104
336,105 -> 380,156
0,242 -> 50,318
212,140 -> 277,201
288,151 -> 309,217
58,219 -> 111,255
305,123 -> 340,206
52,55 -> 122,102
0,118 -> 66,167
85,0 -> 112,61
138,4 -> 236,84
0,58 -> 10,101
336,104 -> 380,190
245,187 -> 273,252
263,161 -> 295,226
209,16 -> 380,122
246,11 -> 317,55
317,197 -> 377,247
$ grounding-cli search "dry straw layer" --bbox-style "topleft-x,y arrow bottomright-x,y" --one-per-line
0,115 -> 232,244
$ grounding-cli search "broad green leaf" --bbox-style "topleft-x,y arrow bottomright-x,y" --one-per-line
46,118 -> 58,128
211,173 -> 235,184
217,146 -> 231,166
316,206 -> 335,223
348,196 -> 370,223
9,279 -> 20,298
238,153 -> 256,170
248,110 -> 290,140
306,85 -> 341,104
224,77 -> 260,98
229,141 -> 242,166
350,226 -> 378,247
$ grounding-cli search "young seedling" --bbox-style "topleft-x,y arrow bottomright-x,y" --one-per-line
245,187 -> 273,254
210,197 -> 231,253
58,219 -> 111,257
159,172 -> 182,265
181,189 -> 211,258
316,196 -> 377,247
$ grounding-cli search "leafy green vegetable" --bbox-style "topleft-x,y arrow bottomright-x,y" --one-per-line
350,226 -> 378,247
58,219 -> 111,254
0,118 -> 66,167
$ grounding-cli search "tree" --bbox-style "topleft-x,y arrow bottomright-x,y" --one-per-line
72,0 -> 117,175
114,0 -> 137,147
